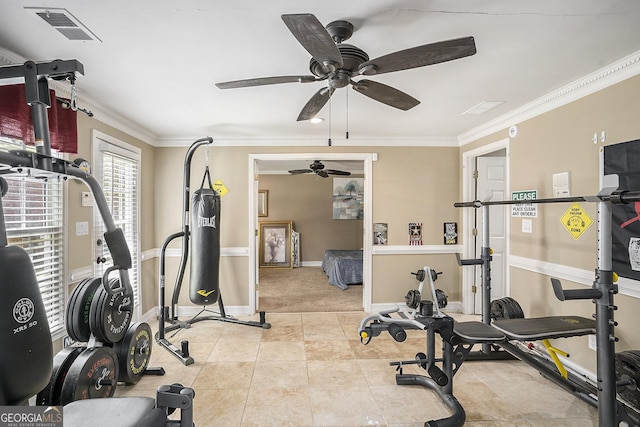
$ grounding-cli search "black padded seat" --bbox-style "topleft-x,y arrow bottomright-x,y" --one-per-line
64,397 -> 163,427
454,321 -> 506,343
492,316 -> 596,340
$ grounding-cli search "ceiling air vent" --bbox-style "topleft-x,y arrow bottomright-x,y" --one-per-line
462,100 -> 504,115
25,7 -> 101,42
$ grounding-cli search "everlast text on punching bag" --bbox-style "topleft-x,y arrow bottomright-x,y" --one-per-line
189,187 -> 221,305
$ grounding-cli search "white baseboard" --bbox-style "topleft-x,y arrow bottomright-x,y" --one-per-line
301,261 -> 322,267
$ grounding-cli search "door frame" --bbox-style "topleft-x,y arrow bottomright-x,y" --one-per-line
248,152 -> 374,313
461,138 -> 510,314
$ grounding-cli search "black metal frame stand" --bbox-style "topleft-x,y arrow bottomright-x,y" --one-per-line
155,138 -> 270,366
0,59 -> 195,426
456,204 -> 516,360
454,177 -> 640,426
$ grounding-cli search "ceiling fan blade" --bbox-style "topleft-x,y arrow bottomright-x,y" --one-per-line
216,75 -> 317,89
297,87 -> 335,121
317,170 -> 329,178
352,79 -> 419,111
288,169 -> 313,175
282,14 -> 343,71
326,169 -> 351,176
358,36 -> 476,76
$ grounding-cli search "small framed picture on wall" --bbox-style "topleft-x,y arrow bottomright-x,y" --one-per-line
258,189 -> 268,217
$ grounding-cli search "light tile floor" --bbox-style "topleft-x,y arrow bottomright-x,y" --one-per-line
115,312 -> 598,426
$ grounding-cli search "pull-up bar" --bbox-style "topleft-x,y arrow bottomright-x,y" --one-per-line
454,191 -> 640,208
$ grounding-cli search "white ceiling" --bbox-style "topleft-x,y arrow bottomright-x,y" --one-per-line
1,1 -> 640,146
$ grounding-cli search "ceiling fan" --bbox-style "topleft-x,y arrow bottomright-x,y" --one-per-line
215,13 -> 476,121
288,160 -> 351,178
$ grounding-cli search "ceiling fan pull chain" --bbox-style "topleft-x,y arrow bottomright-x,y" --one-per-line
328,89 -> 332,146
346,88 -> 349,139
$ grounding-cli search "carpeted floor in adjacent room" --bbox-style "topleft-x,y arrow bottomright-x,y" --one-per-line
258,266 -> 362,313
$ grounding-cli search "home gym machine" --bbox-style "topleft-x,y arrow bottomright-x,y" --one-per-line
0,59 -> 194,426
359,175 -> 640,426
156,137 -> 270,366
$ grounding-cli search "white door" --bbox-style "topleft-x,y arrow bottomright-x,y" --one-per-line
474,154 -> 507,313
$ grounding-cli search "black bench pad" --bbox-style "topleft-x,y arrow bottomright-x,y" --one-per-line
454,321 -> 505,343
492,316 -> 596,340
64,397 -> 159,427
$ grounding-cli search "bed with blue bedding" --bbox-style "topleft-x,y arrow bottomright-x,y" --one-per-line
322,249 -> 363,290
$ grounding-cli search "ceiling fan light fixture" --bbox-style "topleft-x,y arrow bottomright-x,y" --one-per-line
310,117 -> 324,123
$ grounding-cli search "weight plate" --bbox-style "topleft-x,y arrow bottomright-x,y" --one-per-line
113,322 -> 152,385
36,346 -> 85,406
89,279 -> 133,344
60,346 -> 119,405
67,278 -> 102,342
490,298 -> 508,320
502,297 -> 525,319
405,289 -> 421,309
65,278 -> 91,342
615,351 -> 640,410
435,289 -> 448,309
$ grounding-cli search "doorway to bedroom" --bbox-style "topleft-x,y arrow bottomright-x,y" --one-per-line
250,153 -> 373,313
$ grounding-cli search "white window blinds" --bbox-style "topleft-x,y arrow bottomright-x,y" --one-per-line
1,138 -> 65,337
93,134 -> 141,308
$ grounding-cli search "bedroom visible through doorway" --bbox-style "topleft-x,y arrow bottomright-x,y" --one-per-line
258,267 -> 362,313
251,154 -> 372,313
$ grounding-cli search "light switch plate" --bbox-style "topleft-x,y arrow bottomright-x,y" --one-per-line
76,221 -> 89,236
81,192 -> 93,207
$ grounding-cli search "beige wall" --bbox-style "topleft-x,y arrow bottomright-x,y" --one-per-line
152,144 -> 462,307
258,174 -> 363,262
69,115 -> 156,314
53,70 -> 640,378
462,74 -> 640,371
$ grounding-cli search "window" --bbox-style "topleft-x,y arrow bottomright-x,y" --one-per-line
0,137 -> 65,337
92,131 -> 141,313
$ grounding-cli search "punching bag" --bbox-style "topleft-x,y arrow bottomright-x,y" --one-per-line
189,182 -> 221,305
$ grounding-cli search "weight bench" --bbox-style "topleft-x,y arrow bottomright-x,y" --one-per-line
359,310 -> 597,427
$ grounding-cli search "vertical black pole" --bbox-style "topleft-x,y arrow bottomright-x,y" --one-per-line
23,62 -> 53,170
171,137 -> 213,319
0,178 -> 8,248
595,199 -> 617,426
481,204 -> 492,354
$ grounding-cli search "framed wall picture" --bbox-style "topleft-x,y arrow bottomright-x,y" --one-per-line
258,189 -> 269,217
259,221 -> 292,268
332,177 -> 364,219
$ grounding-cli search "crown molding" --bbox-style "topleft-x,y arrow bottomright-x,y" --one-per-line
458,49 -> 640,146
4,46 -> 639,149
154,136 -> 459,148
0,46 -> 159,146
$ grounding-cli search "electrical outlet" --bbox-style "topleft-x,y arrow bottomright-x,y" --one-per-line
588,335 -> 597,351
